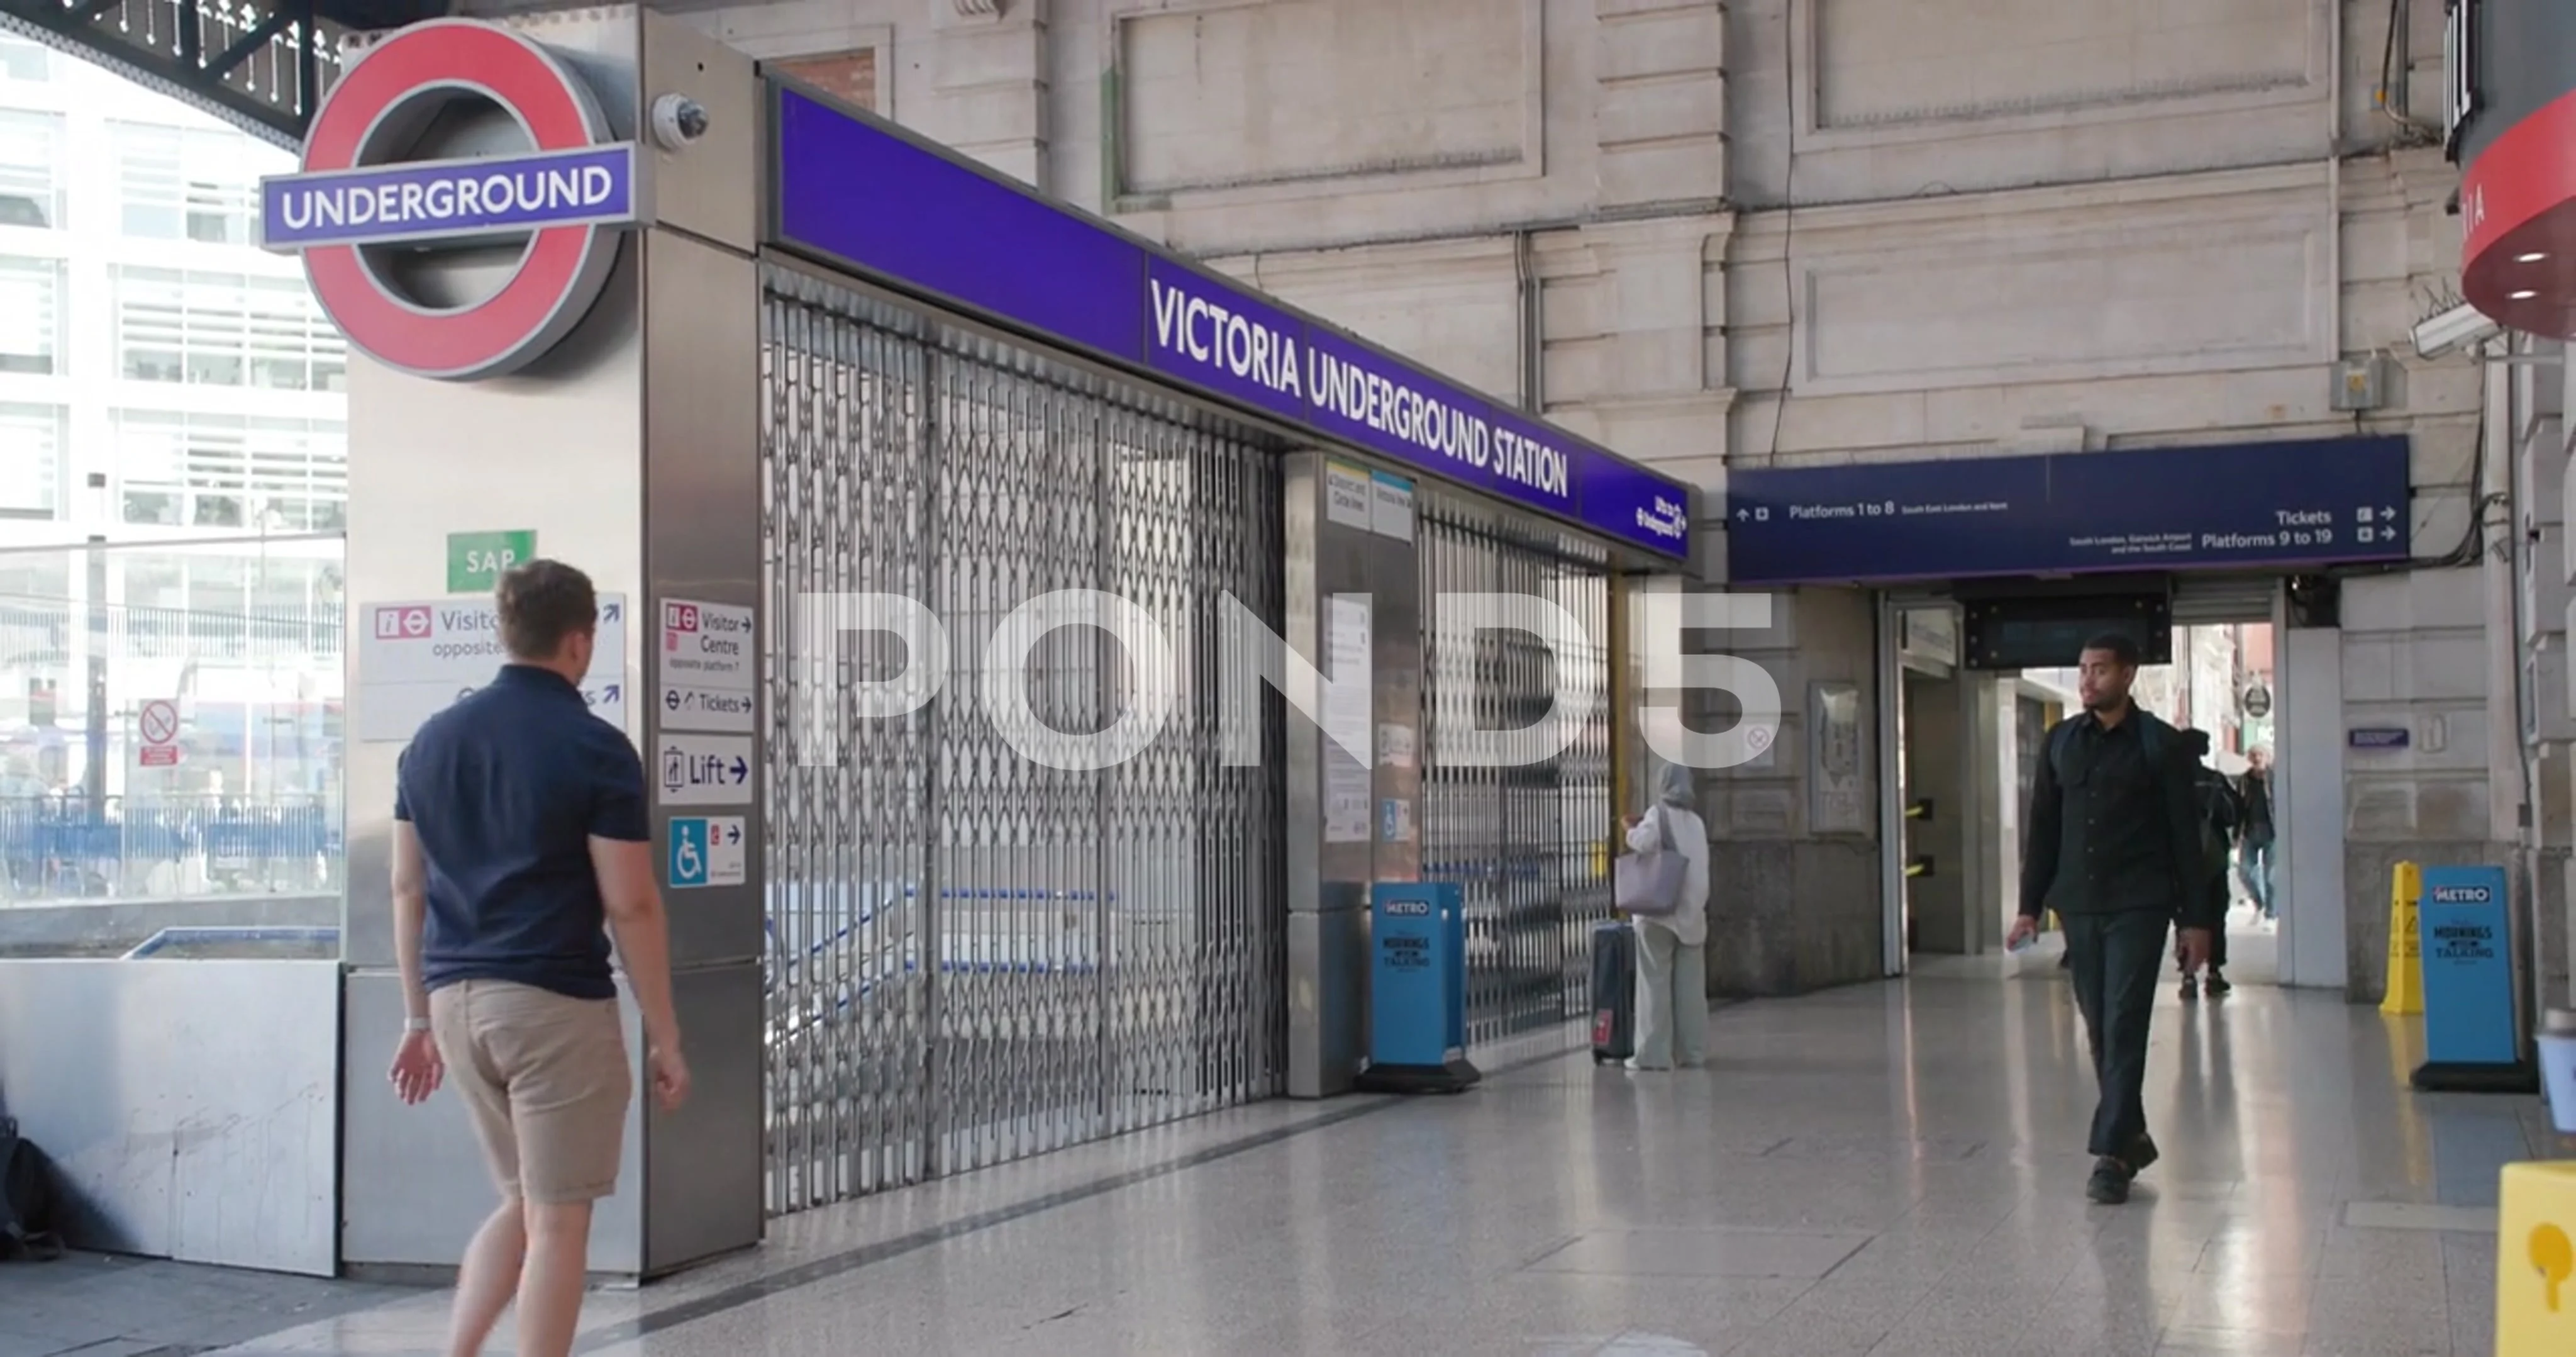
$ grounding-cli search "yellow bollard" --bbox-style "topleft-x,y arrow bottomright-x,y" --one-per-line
2497,1162 -> 2576,1353
2381,860 -> 2423,1017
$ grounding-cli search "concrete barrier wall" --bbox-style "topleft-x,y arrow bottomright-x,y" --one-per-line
0,893 -> 339,956
0,958 -> 340,1275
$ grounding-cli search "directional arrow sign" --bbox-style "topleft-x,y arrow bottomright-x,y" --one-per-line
358,592 -> 630,742
657,732 -> 755,807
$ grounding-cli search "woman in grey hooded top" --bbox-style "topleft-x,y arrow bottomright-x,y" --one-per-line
1622,762 -> 1711,1070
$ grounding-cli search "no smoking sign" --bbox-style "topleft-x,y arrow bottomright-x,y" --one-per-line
138,698 -> 182,767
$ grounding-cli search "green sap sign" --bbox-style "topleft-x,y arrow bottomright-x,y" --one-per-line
448,530 -> 536,593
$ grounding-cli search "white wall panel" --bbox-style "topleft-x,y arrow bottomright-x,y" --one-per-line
1791,172 -> 2330,395
1811,0 -> 2313,131
1114,0 -> 1538,196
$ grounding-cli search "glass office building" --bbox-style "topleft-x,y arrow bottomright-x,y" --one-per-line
0,35 -> 343,905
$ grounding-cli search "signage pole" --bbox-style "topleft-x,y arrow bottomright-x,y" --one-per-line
83,533 -> 106,821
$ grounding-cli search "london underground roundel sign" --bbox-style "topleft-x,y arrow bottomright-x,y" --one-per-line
258,20 -> 647,381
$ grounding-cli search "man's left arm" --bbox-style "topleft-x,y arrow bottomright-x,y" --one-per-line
387,762 -> 443,1105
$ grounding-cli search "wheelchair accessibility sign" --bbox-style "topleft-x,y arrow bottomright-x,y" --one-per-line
666,815 -> 747,889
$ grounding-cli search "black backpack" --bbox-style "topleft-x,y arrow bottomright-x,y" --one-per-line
0,1117 -> 65,1261
2191,774 -> 2241,883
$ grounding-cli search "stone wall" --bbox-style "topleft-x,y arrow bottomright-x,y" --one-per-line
613,0 -> 2501,999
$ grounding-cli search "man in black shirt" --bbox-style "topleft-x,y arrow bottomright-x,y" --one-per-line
2006,632 -> 2214,1205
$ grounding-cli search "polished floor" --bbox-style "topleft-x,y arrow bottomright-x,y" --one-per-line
11,967 -> 2563,1357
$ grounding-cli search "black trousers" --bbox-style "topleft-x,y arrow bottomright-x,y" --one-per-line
2174,878 -> 2229,970
2065,909 -> 2170,1159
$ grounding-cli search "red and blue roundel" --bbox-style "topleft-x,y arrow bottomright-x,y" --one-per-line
260,20 -> 645,381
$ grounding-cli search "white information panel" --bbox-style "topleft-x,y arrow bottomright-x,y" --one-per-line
1324,461 -> 1373,532
659,599 -> 757,734
1370,471 -> 1415,542
357,595 -> 628,744
656,731 -> 755,807
1377,721 -> 1416,770
1321,596 -> 1374,844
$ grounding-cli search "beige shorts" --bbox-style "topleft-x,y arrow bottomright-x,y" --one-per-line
429,979 -> 632,1205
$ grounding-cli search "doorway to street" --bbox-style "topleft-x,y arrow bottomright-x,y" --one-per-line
1885,584 -> 2292,985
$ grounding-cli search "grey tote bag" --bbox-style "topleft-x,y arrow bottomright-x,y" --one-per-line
1614,807 -> 1686,917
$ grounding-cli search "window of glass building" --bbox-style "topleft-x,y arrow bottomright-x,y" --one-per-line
0,257 -> 62,374
111,121 -> 282,246
0,36 -> 48,84
114,267 -> 347,391
111,411 -> 347,531
0,109 -> 65,230
0,403 -> 63,520
118,552 -> 337,659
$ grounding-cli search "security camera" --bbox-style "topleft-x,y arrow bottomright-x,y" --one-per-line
650,94 -> 710,151
2411,301 -> 2504,360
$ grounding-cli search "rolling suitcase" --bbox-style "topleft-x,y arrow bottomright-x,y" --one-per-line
1589,919 -> 1638,1064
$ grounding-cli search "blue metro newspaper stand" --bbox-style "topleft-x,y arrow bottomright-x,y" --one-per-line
1355,881 -> 1480,1094
2410,863 -> 2538,1094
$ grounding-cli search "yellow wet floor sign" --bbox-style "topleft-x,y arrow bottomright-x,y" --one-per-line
2498,1161 -> 2576,1353
2382,860 -> 2423,1016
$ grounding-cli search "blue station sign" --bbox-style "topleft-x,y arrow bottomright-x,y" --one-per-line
765,84 -> 1694,560
260,145 -> 643,250
1726,435 -> 2413,586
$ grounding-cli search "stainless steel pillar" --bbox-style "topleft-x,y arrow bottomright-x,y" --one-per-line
338,8 -> 763,1280
1283,452 -> 1423,1098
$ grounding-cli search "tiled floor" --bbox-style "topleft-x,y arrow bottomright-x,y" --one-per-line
9,969 -> 2563,1356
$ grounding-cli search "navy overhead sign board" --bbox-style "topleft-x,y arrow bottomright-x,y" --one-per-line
1725,435 -> 2412,586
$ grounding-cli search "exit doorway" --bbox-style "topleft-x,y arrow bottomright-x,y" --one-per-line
1878,578 -> 2336,987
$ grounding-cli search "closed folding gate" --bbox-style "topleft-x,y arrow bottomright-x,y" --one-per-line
758,265 -> 1288,1214
1418,496 -> 1616,1047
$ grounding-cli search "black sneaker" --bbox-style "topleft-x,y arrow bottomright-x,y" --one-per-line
2087,1158 -> 2133,1204
2204,971 -> 2232,997
2180,975 -> 2200,1001
2126,1134 -> 2159,1175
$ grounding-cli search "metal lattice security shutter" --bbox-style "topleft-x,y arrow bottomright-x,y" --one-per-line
758,264 -> 1287,1214
2169,574 -> 2281,625
1418,494 -> 1614,1049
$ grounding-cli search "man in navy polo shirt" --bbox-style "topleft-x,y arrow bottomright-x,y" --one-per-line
384,559 -> 689,1357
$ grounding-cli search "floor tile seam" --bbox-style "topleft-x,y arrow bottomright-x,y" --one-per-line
565,1026 -> 1635,1353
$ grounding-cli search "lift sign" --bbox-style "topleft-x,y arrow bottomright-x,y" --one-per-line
258,19 -> 648,381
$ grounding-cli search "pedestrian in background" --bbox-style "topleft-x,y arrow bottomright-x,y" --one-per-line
2236,746 -> 2277,920
2175,728 -> 2241,1000
1622,763 -> 1710,1071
